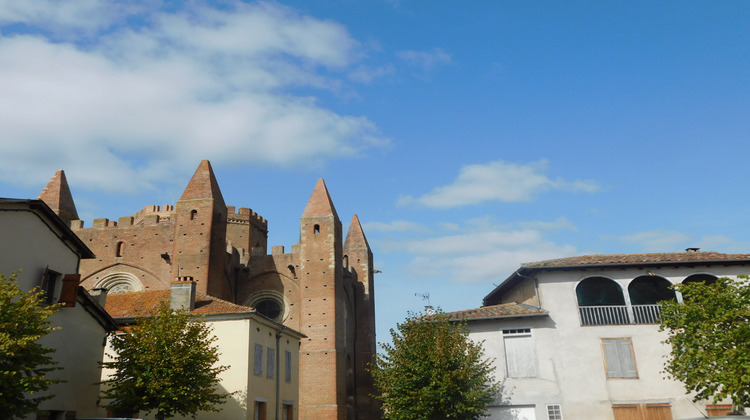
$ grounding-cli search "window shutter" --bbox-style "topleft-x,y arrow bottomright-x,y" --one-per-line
267,348 -> 275,379
254,344 -> 263,376
59,274 -> 80,308
285,351 -> 292,382
602,338 -> 637,378
504,334 -> 538,378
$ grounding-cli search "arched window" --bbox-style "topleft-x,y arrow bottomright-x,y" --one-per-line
683,273 -> 717,285
628,276 -> 675,305
190,209 -> 198,220
576,277 -> 625,306
576,277 -> 627,325
115,241 -> 125,257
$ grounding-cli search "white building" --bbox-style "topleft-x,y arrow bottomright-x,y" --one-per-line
102,279 -> 305,420
446,250 -> 749,420
0,198 -> 116,420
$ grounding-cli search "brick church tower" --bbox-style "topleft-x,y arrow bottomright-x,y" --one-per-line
40,161 -> 379,420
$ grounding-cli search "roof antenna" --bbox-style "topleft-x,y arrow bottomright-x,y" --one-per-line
415,292 -> 435,315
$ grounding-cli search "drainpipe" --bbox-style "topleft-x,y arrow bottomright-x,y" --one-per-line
275,325 -> 287,420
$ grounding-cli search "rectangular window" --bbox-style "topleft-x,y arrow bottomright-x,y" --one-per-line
547,404 -> 563,420
285,350 -> 292,383
602,338 -> 638,379
282,404 -> 293,420
253,344 -> 263,376
254,401 -> 267,420
41,269 -> 60,305
503,328 -> 538,378
267,348 -> 275,379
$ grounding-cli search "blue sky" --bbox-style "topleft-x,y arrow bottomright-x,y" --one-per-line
1,0 -> 749,342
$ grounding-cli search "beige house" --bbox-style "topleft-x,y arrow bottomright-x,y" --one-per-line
446,250 -> 750,420
101,279 -> 305,420
0,198 -> 116,420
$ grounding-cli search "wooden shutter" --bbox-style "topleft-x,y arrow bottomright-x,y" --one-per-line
504,334 -> 538,377
254,344 -> 263,376
602,338 -> 637,378
643,403 -> 673,420
267,348 -> 275,379
613,404 -> 642,420
58,274 -> 80,307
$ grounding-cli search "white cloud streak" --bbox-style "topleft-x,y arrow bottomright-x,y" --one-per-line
0,1 -> 388,193
397,160 -> 600,208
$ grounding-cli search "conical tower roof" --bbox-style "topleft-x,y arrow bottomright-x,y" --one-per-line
179,160 -> 225,205
38,170 -> 78,222
344,214 -> 370,250
301,178 -> 339,219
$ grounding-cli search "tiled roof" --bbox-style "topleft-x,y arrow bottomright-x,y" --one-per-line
444,302 -> 547,321
105,290 -> 254,319
522,251 -> 750,269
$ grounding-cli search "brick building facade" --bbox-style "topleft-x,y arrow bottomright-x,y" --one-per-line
38,161 -> 379,420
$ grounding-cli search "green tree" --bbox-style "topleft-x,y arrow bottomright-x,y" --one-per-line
100,302 -> 230,420
371,310 -> 500,420
659,276 -> 750,414
0,272 -> 60,419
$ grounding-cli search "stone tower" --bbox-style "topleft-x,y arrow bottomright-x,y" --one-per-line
298,179 -> 347,419
171,160 -> 230,299
38,170 -> 78,224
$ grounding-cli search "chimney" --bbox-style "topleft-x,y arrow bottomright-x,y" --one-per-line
170,277 -> 196,311
90,288 -> 108,308
424,305 -> 436,316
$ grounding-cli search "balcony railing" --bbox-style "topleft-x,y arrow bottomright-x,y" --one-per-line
578,304 -> 662,326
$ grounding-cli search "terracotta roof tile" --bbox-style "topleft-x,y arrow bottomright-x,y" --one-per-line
522,251 -> 750,269
105,290 -> 254,319
444,303 -> 547,321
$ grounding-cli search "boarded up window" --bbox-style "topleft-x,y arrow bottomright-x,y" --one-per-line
285,350 -> 292,382
254,344 -> 263,376
706,404 -> 732,417
613,403 -> 673,420
503,328 -> 538,378
602,338 -> 638,378
267,348 -> 275,379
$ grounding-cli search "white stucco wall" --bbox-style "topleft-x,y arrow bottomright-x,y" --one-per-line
1,207 -> 108,419
469,265 -> 746,420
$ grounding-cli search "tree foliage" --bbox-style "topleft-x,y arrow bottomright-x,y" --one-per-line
0,272 -> 60,420
659,276 -> 750,412
100,302 -> 230,420
371,310 -> 500,420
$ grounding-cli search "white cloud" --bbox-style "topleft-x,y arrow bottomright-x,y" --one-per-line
619,230 -> 692,252
397,160 -> 600,208
376,218 -> 578,284
364,220 -> 432,234
0,1 -> 389,192
396,47 -> 452,70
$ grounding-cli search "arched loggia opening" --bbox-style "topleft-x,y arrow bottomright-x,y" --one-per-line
576,277 -> 628,325
628,275 -> 675,323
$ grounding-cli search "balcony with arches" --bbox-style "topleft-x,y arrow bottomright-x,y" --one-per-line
576,274 -> 716,326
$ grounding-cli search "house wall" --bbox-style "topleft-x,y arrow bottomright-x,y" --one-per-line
0,208 -> 108,419
469,265 -> 747,420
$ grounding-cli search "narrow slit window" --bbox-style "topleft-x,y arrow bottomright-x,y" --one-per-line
314,224 -> 320,234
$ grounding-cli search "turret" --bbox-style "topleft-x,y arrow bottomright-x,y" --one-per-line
298,179 -> 347,419
343,214 -> 379,419
38,170 -> 79,224
171,160 -> 230,300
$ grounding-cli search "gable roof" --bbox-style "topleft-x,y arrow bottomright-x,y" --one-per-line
444,302 -> 548,322
483,250 -> 750,306
105,289 -> 254,319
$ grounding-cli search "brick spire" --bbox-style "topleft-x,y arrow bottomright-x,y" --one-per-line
344,214 -> 370,250
301,178 -> 339,219
179,160 -> 225,205
38,170 -> 79,223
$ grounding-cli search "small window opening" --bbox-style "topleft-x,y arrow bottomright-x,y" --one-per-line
116,241 -> 125,257
190,209 -> 197,220
314,224 -> 320,234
